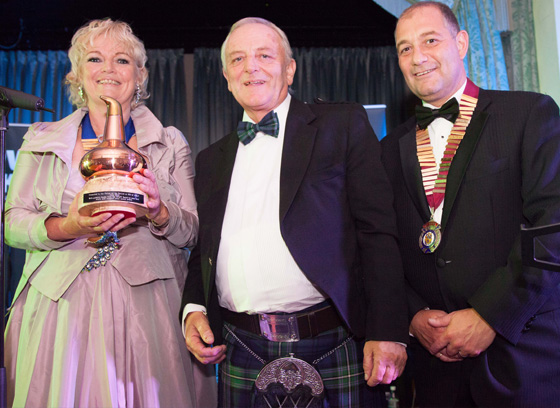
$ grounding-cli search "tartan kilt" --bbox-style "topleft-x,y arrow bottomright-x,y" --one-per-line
218,322 -> 388,408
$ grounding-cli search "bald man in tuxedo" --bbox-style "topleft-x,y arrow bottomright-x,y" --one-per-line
382,2 -> 560,407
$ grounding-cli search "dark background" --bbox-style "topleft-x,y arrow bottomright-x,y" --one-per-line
0,0 -> 398,51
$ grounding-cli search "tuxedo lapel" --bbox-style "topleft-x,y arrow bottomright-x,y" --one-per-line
399,123 -> 431,221
441,97 -> 490,229
208,131 -> 239,245
279,99 -> 317,221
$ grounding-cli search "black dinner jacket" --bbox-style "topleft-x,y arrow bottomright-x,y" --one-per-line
381,88 -> 560,407
182,97 -> 408,345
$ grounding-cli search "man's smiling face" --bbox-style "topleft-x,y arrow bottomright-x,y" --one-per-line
223,23 -> 296,122
395,4 -> 468,107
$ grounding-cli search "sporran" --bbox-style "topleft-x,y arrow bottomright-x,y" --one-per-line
224,324 -> 354,407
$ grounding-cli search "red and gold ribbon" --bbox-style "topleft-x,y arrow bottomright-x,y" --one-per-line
416,79 -> 480,212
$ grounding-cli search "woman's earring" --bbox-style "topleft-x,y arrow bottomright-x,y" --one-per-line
78,86 -> 85,103
134,84 -> 141,105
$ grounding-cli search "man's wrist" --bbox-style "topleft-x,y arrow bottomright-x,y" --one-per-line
409,307 -> 430,337
181,303 -> 207,338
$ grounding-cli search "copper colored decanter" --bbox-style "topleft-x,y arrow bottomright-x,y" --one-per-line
78,95 -> 148,219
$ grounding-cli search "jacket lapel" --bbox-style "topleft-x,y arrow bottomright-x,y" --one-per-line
279,99 -> 317,221
209,131 -> 239,245
399,120 -> 431,221
441,95 -> 490,229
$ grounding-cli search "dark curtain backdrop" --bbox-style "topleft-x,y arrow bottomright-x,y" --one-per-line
145,49 -> 188,135
192,47 -> 243,157
0,49 -> 187,136
192,46 -> 414,156
0,50 -> 73,124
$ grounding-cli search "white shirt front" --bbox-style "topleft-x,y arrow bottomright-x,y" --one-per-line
423,81 -> 467,223
215,94 -> 326,314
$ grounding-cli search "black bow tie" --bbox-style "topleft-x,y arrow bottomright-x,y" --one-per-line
236,111 -> 279,145
415,98 -> 459,129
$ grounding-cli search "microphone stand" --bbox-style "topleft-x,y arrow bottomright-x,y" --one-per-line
0,86 -> 54,407
0,105 -> 9,408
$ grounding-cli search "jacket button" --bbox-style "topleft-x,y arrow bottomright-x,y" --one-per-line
436,258 -> 447,268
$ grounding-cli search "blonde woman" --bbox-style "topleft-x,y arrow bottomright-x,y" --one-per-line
5,19 -> 216,407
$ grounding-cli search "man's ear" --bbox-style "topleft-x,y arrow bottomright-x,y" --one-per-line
223,68 -> 232,92
286,59 -> 296,86
456,30 -> 469,60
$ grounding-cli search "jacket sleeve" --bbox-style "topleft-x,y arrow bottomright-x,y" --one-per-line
5,146 -> 73,252
346,105 -> 409,344
469,94 -> 560,344
148,126 -> 199,249
180,151 -> 208,317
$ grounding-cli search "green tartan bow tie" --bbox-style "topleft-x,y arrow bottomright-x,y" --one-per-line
237,111 -> 279,145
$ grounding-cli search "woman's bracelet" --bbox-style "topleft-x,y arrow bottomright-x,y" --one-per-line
147,203 -> 170,229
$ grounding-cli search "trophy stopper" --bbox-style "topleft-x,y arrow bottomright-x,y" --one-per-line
78,95 -> 149,219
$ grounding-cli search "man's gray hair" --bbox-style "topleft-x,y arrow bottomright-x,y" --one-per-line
220,17 -> 293,69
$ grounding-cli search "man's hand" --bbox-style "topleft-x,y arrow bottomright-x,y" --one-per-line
429,308 -> 496,360
363,341 -> 407,387
409,309 -> 461,361
184,311 -> 226,364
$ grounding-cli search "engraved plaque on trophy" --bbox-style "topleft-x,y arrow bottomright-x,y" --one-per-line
78,95 -> 148,219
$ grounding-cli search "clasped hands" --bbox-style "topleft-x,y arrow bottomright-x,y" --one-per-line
409,308 -> 496,362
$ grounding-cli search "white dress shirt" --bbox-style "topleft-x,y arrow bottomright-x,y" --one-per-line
424,80 -> 467,223
216,94 -> 326,314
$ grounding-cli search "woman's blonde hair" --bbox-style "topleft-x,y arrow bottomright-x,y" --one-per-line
65,19 -> 149,109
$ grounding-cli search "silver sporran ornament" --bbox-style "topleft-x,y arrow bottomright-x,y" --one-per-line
254,354 -> 324,408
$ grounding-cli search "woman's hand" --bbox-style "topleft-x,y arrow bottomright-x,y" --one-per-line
46,193 -> 136,241
132,169 -> 169,227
